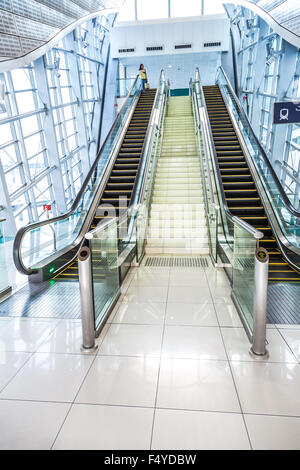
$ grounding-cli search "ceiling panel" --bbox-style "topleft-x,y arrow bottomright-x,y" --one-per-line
241,1 -> 300,40
0,0 -> 122,62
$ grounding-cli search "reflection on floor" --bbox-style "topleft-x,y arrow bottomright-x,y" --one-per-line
0,256 -> 299,450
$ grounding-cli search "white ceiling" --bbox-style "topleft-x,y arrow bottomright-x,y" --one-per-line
0,0 -> 122,62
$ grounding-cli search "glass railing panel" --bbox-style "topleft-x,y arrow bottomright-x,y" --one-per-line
19,80 -> 141,272
232,222 -> 257,332
136,204 -> 148,263
216,68 -> 300,250
116,78 -> 137,98
91,220 -> 119,329
0,220 -> 10,296
207,204 -> 218,265
83,71 -> 168,332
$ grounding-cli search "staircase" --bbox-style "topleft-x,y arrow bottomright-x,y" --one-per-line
146,96 -> 209,255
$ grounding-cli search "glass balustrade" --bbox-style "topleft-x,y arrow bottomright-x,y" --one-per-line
0,219 -> 10,298
216,67 -> 300,251
231,222 -> 257,332
16,78 -> 141,273
87,71 -> 168,330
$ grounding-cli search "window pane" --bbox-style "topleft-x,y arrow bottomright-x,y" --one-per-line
6,167 -> 23,195
204,0 -> 225,15
15,91 -> 35,113
137,0 -> 168,20
171,0 -> 202,17
11,68 -> 32,91
0,145 -> 18,172
21,115 -> 39,136
117,0 -> 135,22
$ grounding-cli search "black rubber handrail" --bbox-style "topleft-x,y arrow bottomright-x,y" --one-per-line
217,65 -> 300,218
13,75 -> 140,275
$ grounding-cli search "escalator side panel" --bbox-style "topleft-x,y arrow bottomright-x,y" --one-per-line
202,85 -> 300,283
55,89 -> 157,281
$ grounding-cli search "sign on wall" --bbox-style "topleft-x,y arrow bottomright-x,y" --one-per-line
273,101 -> 300,124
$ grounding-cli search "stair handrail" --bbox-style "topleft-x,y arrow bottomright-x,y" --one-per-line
13,75 -> 140,275
216,66 -> 300,219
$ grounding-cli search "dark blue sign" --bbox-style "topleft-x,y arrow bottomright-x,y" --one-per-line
273,101 -> 300,124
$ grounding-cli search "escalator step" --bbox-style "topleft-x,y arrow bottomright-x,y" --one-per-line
203,83 -> 300,283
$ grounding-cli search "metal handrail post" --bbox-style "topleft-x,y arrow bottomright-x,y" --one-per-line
78,245 -> 98,352
250,247 -> 269,359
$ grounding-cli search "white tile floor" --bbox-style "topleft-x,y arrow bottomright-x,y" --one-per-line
0,260 -> 299,450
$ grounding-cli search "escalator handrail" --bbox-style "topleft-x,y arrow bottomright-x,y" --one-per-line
86,71 -> 168,241
216,65 -> 300,218
193,69 -> 263,240
133,74 -> 167,208
13,75 -> 140,275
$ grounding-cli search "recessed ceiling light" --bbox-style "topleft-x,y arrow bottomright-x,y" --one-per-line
168,64 -> 172,68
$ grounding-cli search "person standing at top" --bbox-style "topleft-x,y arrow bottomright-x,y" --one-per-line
139,64 -> 147,91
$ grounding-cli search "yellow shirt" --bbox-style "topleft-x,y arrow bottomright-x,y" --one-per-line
140,69 -> 147,79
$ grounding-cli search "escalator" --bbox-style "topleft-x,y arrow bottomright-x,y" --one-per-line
202,84 -> 300,283
54,90 -> 157,281
13,79 -> 158,283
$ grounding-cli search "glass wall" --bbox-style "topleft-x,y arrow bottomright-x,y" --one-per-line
226,4 -> 300,210
0,14 -> 114,236
117,0 -> 225,22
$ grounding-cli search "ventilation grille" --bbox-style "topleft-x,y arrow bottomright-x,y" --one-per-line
174,44 -> 191,49
146,46 -> 163,51
145,257 -> 209,268
204,41 -> 221,47
118,48 -> 135,53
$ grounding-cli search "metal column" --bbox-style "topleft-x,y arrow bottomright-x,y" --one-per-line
78,245 -> 98,352
250,247 -> 269,359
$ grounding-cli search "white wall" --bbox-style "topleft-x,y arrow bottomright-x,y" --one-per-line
111,15 -> 230,58
117,52 -> 221,89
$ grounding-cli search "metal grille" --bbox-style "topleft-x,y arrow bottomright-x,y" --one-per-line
267,283 -> 300,324
0,281 -> 81,319
145,257 -> 210,268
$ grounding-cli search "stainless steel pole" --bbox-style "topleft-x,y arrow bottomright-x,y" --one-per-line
250,247 -> 269,359
78,246 -> 98,352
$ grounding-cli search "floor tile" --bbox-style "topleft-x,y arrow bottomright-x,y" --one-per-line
0,400 -> 70,450
0,319 -> 59,352
112,302 -> 166,325
169,269 -> 207,286
37,320 -> 87,354
0,353 -> 93,402
210,287 -> 232,303
157,358 -> 240,412
53,404 -> 153,450
124,286 -> 168,303
162,326 -> 227,360
222,328 -> 297,363
215,303 -> 242,327
231,362 -> 300,416
76,356 -> 159,407
165,302 -> 218,326
151,409 -> 250,450
129,270 -> 170,287
0,351 -> 31,391
168,285 -> 212,303
278,329 -> 300,362
99,324 -> 163,357
275,324 -> 300,330
245,414 -> 300,450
